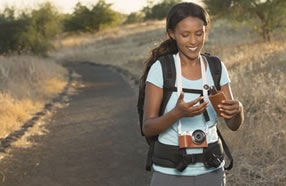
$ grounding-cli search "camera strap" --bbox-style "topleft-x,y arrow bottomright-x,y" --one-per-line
175,53 -> 209,135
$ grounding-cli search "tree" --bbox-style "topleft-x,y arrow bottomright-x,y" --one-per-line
203,0 -> 286,42
124,12 -> 144,24
0,8 -> 30,54
19,2 -> 63,55
143,0 -> 182,20
64,0 -> 121,32
0,2 -> 63,55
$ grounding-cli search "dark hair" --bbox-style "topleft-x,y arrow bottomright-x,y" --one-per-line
141,2 -> 210,83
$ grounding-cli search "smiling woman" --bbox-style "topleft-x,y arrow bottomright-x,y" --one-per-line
139,2 -> 244,186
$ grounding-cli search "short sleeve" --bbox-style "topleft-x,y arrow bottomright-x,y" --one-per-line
146,60 -> 163,88
220,61 -> 231,86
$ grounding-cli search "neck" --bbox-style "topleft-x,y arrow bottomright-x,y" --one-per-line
179,52 -> 200,66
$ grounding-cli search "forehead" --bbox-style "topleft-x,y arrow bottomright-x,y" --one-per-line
175,16 -> 205,32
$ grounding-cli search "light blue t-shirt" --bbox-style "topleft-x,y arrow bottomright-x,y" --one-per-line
146,54 -> 231,176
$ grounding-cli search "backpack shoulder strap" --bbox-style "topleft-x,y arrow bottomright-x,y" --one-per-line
203,53 -> 233,170
203,53 -> 222,91
158,54 -> 176,115
145,54 -> 176,171
217,128 -> 233,170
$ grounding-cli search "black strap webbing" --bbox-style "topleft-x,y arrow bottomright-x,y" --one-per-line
144,53 -> 233,171
145,55 -> 176,171
166,87 -> 211,122
203,54 -> 222,91
159,55 -> 176,116
217,129 -> 233,170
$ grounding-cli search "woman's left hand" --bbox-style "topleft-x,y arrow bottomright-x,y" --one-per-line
218,100 -> 241,119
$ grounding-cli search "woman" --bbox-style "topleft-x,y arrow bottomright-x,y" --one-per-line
142,2 -> 244,186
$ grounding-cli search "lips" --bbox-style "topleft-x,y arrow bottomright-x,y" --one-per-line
188,47 -> 198,52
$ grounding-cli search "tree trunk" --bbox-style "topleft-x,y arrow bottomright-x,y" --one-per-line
261,26 -> 271,42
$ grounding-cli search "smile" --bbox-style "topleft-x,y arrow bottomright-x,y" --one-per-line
188,47 -> 198,51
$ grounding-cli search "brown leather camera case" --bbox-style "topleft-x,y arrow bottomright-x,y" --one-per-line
179,135 -> 208,148
208,91 -> 226,117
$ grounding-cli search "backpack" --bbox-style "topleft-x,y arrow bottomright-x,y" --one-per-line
137,53 -> 233,171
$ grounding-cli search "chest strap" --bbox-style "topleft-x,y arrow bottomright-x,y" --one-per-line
163,86 -> 211,122
152,140 -> 224,172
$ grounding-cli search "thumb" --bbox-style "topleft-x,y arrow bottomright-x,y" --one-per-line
178,92 -> 184,101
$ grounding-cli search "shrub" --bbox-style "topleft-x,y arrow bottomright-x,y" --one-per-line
0,2 -> 63,56
143,0 -> 181,20
64,0 -> 121,33
124,12 -> 144,24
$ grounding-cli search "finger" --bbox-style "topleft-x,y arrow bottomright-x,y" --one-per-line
187,96 -> 204,106
221,100 -> 236,105
220,108 -> 239,115
219,104 -> 238,111
192,100 -> 209,110
178,92 -> 184,101
191,104 -> 208,115
189,101 -> 209,114
221,112 -> 235,119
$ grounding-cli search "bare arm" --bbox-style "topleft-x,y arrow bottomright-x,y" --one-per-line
219,83 -> 244,131
143,82 -> 209,136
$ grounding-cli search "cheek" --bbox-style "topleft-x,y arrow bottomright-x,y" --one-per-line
176,36 -> 189,45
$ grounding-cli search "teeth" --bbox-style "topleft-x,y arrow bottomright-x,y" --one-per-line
189,47 -> 197,51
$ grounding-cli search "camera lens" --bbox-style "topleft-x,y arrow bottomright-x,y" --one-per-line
192,130 -> 206,144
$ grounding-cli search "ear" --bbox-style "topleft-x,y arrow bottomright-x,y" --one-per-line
168,29 -> 176,40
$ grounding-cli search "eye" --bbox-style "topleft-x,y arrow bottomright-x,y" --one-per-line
181,33 -> 189,38
196,31 -> 203,36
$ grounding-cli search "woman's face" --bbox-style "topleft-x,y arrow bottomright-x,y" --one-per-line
169,16 -> 207,62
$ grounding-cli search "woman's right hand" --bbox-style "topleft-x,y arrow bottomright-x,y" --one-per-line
174,92 -> 209,118
143,83 -> 209,136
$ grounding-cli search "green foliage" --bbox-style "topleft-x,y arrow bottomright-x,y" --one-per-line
20,2 -> 63,55
64,0 -> 121,32
143,0 -> 182,20
203,0 -> 286,42
0,2 -> 63,55
0,9 -> 25,53
124,12 -> 144,24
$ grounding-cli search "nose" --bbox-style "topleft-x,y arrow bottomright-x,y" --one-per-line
189,34 -> 197,45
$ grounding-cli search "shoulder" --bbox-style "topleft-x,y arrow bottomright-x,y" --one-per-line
150,54 -> 175,72
203,54 -> 222,76
203,54 -> 222,65
157,54 -> 174,64
149,60 -> 162,72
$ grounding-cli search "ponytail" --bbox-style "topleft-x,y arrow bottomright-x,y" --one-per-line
140,38 -> 178,85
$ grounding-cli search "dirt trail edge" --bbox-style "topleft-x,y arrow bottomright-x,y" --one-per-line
0,63 -> 151,186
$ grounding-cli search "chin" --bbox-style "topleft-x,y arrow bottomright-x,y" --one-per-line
178,46 -> 202,60
182,50 -> 201,61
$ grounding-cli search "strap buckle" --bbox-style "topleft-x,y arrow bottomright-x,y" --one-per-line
182,153 -> 196,164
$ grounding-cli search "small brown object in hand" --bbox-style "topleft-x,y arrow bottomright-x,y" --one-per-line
208,86 -> 226,117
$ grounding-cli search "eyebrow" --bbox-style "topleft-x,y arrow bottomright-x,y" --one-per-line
180,29 -> 204,33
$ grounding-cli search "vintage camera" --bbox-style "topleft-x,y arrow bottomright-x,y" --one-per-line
179,130 -> 208,148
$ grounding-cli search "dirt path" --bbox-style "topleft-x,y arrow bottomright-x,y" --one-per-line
0,63 -> 151,186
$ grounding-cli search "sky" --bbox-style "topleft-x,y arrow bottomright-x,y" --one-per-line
0,0 -> 203,14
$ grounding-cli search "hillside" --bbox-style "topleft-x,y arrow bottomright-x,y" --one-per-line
51,19 -> 286,185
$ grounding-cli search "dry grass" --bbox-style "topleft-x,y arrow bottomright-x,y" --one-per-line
0,55 -> 68,139
51,19 -> 286,185
50,20 -> 166,79
219,49 -> 286,186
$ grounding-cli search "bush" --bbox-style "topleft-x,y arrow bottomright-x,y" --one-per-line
143,0 -> 181,20
0,9 -> 28,54
124,12 -> 144,24
64,0 -> 121,33
0,3 -> 63,56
